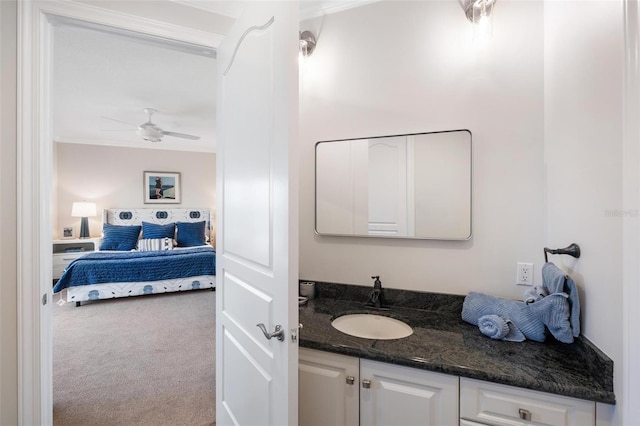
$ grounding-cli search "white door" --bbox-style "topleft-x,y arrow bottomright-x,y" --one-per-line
215,3 -> 299,426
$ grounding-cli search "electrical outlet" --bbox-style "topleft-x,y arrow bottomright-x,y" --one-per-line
516,262 -> 534,286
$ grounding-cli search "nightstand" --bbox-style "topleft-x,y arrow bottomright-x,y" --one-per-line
52,239 -> 99,280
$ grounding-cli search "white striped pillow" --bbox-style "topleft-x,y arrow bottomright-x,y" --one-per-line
138,237 -> 174,252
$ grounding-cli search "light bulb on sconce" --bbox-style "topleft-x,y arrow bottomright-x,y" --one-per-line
299,30 -> 316,64
464,0 -> 496,39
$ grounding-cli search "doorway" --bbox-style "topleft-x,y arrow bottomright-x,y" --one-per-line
50,17 -> 218,425
17,3 -> 225,423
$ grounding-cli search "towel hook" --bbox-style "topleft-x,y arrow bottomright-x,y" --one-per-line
543,243 -> 581,263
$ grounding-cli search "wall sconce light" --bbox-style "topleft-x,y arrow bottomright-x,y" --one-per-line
71,201 -> 97,239
464,0 -> 496,38
299,30 -> 316,58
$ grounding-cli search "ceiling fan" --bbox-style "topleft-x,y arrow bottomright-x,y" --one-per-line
103,108 -> 201,142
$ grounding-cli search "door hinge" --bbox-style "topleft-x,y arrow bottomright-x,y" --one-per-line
42,293 -> 47,306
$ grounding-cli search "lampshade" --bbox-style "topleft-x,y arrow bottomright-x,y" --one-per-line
71,202 -> 97,239
71,202 -> 97,218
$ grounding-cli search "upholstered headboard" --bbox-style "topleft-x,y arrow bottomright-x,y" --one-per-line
103,208 -> 214,242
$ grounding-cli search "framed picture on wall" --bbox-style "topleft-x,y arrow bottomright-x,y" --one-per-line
144,171 -> 181,204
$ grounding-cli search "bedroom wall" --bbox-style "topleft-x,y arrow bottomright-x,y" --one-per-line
299,0 -> 545,300
53,143 -> 216,240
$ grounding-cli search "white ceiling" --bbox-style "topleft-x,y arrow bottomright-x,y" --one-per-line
52,19 -> 218,153
174,0 -> 381,20
51,1 -> 378,154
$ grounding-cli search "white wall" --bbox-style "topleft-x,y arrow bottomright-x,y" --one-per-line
543,1 -> 624,423
53,143 -> 216,239
300,0 -> 545,299
0,1 -> 18,424
300,0 -> 627,423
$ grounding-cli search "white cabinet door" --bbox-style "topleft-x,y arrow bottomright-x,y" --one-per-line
360,359 -> 459,426
299,348 -> 359,426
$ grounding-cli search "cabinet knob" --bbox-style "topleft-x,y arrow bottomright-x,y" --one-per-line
518,408 -> 532,421
362,379 -> 371,389
346,376 -> 355,385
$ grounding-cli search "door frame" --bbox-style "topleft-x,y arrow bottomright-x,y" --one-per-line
623,0 -> 640,423
16,1 -> 223,423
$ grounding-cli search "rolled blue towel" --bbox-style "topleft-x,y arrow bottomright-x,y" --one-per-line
462,292 -> 547,342
542,262 -> 581,337
523,285 -> 548,305
478,314 -> 526,342
478,314 -> 509,338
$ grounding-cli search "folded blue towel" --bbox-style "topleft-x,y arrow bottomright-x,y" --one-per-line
462,291 -> 574,343
523,285 -> 548,305
528,292 -> 573,343
478,314 -> 525,342
542,262 -> 581,337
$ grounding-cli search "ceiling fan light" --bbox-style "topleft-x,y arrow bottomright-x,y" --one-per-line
137,124 -> 164,141
104,107 -> 200,143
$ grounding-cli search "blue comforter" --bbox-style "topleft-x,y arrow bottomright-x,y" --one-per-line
53,246 -> 216,292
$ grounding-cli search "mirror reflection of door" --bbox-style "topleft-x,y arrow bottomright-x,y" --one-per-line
367,137 -> 409,236
315,129 -> 471,240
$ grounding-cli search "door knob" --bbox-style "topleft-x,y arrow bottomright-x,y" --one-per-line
362,379 -> 371,389
256,323 -> 285,341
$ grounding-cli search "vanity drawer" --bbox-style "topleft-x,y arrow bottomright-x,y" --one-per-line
460,378 -> 595,426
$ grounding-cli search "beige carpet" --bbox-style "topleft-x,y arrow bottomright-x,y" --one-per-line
53,289 -> 216,426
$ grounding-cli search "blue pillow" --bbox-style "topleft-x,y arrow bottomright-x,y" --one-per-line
176,221 -> 206,247
142,221 -> 175,239
100,223 -> 141,251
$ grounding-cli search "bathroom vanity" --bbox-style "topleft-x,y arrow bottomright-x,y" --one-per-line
298,281 -> 614,426
300,348 -> 459,425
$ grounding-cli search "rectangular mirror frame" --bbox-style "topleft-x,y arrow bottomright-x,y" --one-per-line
314,129 -> 473,240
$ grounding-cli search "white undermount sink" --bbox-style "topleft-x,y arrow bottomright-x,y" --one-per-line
331,313 -> 413,340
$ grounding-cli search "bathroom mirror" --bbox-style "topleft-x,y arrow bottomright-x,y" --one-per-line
315,129 -> 472,240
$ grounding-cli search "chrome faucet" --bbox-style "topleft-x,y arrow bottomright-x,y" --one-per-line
367,276 -> 386,309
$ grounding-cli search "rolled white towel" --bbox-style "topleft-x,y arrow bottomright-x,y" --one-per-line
478,314 -> 526,342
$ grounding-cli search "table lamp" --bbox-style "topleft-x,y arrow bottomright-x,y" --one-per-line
71,201 -> 97,239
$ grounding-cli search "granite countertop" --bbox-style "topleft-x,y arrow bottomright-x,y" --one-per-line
298,281 -> 615,405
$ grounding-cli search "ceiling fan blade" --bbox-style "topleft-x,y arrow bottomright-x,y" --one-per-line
100,116 -> 138,127
161,131 -> 200,140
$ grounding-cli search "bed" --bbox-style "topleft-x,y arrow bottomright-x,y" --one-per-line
53,208 -> 216,305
